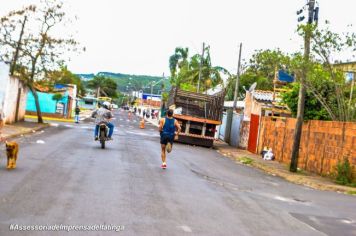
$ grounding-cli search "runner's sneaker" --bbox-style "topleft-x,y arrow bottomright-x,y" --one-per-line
95,136 -> 98,141
166,143 -> 172,153
161,163 -> 167,169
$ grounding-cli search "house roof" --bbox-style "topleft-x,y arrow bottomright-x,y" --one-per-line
252,90 -> 275,102
33,83 -> 50,92
333,61 -> 356,66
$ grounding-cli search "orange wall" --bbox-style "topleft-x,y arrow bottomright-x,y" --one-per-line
259,117 -> 356,176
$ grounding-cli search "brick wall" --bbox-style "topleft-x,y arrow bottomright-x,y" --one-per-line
258,117 -> 356,176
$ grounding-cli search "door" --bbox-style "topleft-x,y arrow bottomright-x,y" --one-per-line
247,114 -> 260,153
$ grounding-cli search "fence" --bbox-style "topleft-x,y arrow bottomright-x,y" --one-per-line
230,113 -> 243,147
258,117 -> 356,176
219,112 -> 243,147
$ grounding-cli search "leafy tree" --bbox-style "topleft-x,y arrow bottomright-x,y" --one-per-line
225,49 -> 291,100
282,82 -> 333,120
309,22 -> 356,121
0,1 -> 81,123
45,66 -> 86,96
284,23 -> 356,122
0,5 -> 36,75
248,49 -> 291,83
87,76 -> 118,98
225,72 -> 271,101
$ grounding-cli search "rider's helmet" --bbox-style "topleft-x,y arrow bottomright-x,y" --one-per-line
102,101 -> 111,110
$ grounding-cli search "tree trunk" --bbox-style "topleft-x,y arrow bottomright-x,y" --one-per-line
97,86 -> 101,98
10,16 -> 27,76
30,86 -> 43,123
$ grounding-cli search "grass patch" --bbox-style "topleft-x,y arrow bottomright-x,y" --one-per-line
238,157 -> 254,165
346,190 -> 356,195
296,168 -> 308,175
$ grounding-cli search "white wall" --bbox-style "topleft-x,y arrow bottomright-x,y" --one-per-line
3,77 -> 28,123
0,63 -> 10,119
0,62 -> 28,124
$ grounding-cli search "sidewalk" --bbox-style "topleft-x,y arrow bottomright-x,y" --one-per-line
214,141 -> 356,195
1,121 -> 49,141
24,109 -> 93,123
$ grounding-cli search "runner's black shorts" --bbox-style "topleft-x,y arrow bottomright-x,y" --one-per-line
160,133 -> 174,145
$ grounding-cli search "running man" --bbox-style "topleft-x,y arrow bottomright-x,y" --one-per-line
158,109 -> 181,169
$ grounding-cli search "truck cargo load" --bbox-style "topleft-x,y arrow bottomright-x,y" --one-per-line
167,87 -> 225,147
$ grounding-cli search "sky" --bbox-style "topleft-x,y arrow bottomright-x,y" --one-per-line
1,0 -> 356,76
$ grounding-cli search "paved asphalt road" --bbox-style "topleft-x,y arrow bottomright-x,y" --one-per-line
0,109 -> 355,236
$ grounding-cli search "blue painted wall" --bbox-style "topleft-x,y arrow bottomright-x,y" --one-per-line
26,91 -> 69,114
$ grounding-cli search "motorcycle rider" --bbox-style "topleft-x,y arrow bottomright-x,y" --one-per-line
92,101 -> 114,141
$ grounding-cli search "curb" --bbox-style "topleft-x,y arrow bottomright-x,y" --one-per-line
25,115 -> 74,123
1,123 -> 50,142
215,146 -> 356,195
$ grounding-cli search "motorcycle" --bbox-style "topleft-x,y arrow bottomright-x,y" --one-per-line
98,123 -> 109,149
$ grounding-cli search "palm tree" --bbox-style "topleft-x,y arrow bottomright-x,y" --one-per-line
169,47 -> 189,87
169,46 -> 230,92
183,47 -> 230,92
87,76 -> 118,98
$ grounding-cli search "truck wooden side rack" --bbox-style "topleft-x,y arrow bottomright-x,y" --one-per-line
167,87 -> 225,147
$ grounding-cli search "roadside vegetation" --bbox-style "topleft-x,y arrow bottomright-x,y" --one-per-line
335,157 -> 356,187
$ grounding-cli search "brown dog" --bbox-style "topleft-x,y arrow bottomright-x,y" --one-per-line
6,141 -> 19,169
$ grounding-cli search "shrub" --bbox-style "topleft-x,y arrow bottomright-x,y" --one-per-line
52,93 -> 63,101
335,157 -> 354,185
239,157 -> 253,165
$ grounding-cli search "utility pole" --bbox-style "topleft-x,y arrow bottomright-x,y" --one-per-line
290,0 -> 317,172
197,42 -> 205,93
233,43 -> 243,110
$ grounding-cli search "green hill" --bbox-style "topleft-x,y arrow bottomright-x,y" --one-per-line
78,72 -> 171,94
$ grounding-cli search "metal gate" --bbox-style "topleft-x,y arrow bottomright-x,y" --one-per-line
247,114 -> 260,153
230,113 -> 243,147
219,112 -> 227,140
